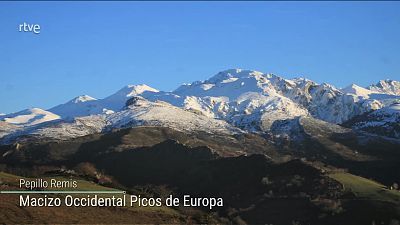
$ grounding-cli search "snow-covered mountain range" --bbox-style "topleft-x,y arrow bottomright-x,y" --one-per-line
1,69 -> 399,143
368,80 -> 400,96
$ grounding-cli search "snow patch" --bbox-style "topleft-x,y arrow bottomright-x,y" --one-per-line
341,84 -> 375,97
0,108 -> 60,126
70,95 -> 97,103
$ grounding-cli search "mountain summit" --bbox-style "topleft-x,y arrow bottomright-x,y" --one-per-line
0,108 -> 60,126
1,69 -> 399,143
368,79 -> 400,95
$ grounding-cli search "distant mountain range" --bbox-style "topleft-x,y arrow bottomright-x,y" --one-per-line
1,69 -> 399,144
2,69 -> 400,224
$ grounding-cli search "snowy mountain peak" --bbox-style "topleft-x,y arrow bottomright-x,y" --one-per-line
0,108 -> 60,126
101,84 -> 159,111
123,84 -> 159,97
368,79 -> 400,95
173,69 -> 281,99
47,84 -> 159,120
69,95 -> 97,103
341,84 -> 374,96
206,69 -> 265,84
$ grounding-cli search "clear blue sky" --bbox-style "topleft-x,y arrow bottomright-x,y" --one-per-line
1,1 -> 399,114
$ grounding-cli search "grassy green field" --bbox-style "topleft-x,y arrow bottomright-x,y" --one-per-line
329,172 -> 400,203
